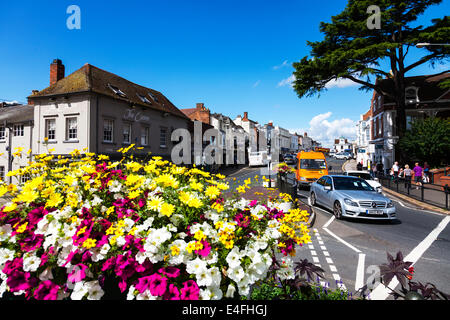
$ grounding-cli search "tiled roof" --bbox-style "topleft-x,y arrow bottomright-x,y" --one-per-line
0,104 -> 34,123
29,64 -> 189,120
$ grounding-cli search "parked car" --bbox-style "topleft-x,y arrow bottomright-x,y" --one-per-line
309,175 -> 396,220
283,154 -> 296,165
334,152 -> 352,160
344,170 -> 382,193
249,151 -> 269,167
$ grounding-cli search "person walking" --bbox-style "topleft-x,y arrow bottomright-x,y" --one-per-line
356,161 -> 363,171
392,161 -> 400,183
403,164 -> 412,190
372,162 -> 377,178
423,162 -> 430,184
413,162 -> 423,189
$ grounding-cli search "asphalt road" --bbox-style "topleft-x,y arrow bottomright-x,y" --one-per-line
225,157 -> 450,299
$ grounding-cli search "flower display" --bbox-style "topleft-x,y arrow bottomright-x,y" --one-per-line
0,146 -> 310,300
275,162 -> 295,176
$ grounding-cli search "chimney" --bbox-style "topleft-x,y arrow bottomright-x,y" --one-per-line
243,112 -> 248,121
27,90 -> 40,105
50,59 -> 65,86
196,103 -> 205,110
304,132 -> 307,137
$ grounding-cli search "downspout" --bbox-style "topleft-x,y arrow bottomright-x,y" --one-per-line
96,95 -> 99,154
29,120 -> 33,165
6,122 -> 12,184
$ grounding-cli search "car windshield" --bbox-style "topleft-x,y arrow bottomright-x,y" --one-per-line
333,177 -> 374,191
347,172 -> 372,180
300,159 -> 326,169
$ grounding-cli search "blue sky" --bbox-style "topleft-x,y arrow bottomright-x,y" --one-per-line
0,0 -> 448,147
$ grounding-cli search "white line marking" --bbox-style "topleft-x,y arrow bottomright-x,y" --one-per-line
320,245 -> 327,251
326,257 -> 334,264
322,227 -> 362,253
313,256 -> 320,263
370,215 -> 450,300
355,253 -> 366,292
318,240 -> 324,245
329,265 -> 337,272
311,250 -> 317,256
323,215 -> 335,229
308,244 -> 314,249
323,251 -> 330,257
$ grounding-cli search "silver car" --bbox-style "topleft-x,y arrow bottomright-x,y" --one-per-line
310,175 -> 396,220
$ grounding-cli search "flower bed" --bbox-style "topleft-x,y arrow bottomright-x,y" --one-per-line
0,147 -> 311,300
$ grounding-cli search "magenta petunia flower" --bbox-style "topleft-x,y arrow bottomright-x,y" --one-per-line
33,280 -> 60,300
7,270 -> 36,292
148,273 -> 168,297
163,284 -> 180,300
180,280 -> 200,300
158,267 -> 180,278
195,241 -> 211,257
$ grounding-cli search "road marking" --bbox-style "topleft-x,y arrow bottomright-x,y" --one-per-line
355,253 -> 366,292
370,215 -> 450,300
322,227 -> 362,253
323,215 -> 335,229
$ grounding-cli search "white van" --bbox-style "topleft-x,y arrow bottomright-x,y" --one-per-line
249,151 -> 269,167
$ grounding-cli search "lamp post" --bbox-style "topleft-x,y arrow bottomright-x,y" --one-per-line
416,42 -> 450,48
267,124 -> 273,188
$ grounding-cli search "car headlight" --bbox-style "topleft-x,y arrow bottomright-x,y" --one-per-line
387,201 -> 394,208
300,177 -> 307,181
344,198 -> 359,207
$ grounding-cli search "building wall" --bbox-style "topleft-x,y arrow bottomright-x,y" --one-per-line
0,124 -> 34,184
32,93 -> 190,160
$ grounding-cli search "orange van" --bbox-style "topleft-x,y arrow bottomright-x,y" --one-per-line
296,151 -> 328,188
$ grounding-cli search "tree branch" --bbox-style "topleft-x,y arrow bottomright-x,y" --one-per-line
404,53 -> 440,73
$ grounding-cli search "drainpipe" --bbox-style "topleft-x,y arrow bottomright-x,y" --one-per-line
29,120 -> 34,164
6,122 -> 13,184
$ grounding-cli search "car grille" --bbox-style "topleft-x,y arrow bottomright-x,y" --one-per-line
359,201 -> 386,208
307,178 -> 316,182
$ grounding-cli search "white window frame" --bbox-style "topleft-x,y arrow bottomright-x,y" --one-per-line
103,119 -> 114,143
123,122 -> 132,144
66,117 -> 78,141
0,126 -> 5,140
141,126 -> 150,146
45,118 -> 57,141
159,127 -> 167,148
13,124 -> 24,137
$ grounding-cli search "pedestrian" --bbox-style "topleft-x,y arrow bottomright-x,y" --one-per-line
356,161 -> 363,171
372,162 -> 377,178
376,162 -> 383,178
392,161 -> 400,183
423,161 -> 430,184
413,162 -> 423,189
403,164 -> 412,190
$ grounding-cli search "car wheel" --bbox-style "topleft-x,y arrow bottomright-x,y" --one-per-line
310,192 -> 316,206
333,201 -> 343,220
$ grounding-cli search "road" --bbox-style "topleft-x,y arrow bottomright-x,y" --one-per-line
225,157 -> 450,299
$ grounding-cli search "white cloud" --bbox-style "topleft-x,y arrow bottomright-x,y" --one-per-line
277,74 -> 296,87
252,80 -> 261,88
273,60 -> 289,70
289,112 -> 357,148
325,77 -> 360,89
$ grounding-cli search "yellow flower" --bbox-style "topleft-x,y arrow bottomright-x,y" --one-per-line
46,192 -> 63,208
170,245 -> 180,256
190,181 -> 204,192
159,202 -> 175,217
15,190 -> 39,204
2,202 -> 18,212
82,238 -> 97,249
194,230 -> 206,242
0,185 -> 8,197
205,186 -> 220,199
147,196 -> 163,211
128,190 -> 141,199
16,222 -> 28,233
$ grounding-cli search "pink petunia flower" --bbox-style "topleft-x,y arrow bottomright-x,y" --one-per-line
158,267 -> 180,278
180,280 -> 200,300
33,280 -> 60,300
163,284 -> 180,300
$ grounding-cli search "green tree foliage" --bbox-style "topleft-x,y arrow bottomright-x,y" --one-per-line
398,117 -> 450,167
292,0 -> 449,152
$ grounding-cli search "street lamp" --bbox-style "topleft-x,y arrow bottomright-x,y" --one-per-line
416,42 -> 450,48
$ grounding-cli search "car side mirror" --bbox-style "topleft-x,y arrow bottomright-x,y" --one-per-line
324,186 -> 332,191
